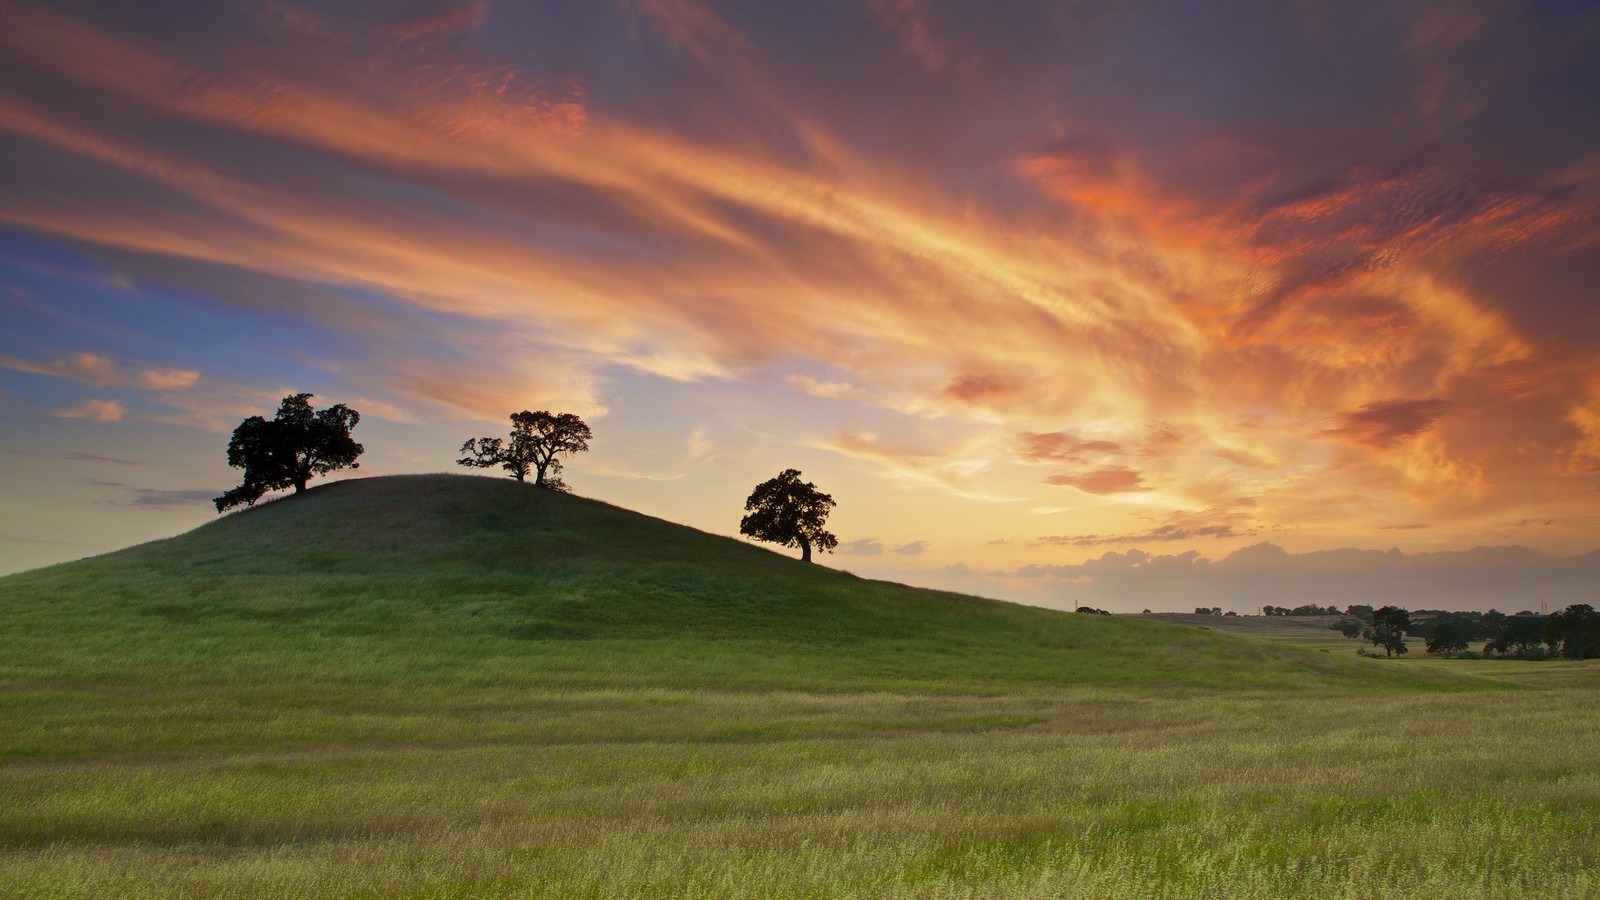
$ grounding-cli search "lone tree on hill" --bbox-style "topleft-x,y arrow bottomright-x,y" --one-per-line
214,393 -> 363,512
458,410 -> 591,490
1364,605 -> 1412,657
740,468 -> 838,563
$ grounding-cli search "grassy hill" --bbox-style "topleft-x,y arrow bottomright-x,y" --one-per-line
6,474 -> 1594,898
2,473 -> 1438,696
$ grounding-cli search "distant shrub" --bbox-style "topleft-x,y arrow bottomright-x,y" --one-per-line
1453,650 -> 1483,660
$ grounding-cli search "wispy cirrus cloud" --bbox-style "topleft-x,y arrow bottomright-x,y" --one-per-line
2,447 -> 140,466
82,477 -> 222,508
1013,432 -> 1123,464
1035,502 -> 1260,547
0,352 -> 198,392
53,399 -> 124,421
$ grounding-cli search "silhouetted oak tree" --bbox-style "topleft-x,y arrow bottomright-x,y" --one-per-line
1365,605 -> 1412,657
458,410 -> 591,490
1545,604 -> 1598,660
214,393 -> 362,512
1425,621 -> 1469,657
740,468 -> 837,563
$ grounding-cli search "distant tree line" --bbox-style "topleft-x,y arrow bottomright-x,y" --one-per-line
1327,603 -> 1599,660
1262,604 -> 1343,617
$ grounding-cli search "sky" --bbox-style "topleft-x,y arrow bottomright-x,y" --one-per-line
2,0 -> 1598,612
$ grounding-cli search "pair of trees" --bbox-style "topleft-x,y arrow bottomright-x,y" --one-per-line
462,425 -> 839,563
215,398 -> 595,510
457,411 -> 591,491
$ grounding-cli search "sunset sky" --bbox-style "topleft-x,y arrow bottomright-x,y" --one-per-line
2,0 -> 1598,611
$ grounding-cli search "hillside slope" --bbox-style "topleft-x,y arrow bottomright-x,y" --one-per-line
0,474 -> 1456,693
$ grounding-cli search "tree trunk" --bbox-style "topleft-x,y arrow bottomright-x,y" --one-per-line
799,537 -> 812,563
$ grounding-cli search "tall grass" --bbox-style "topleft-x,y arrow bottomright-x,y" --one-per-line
1,475 -> 1593,897
2,683 -> 1595,897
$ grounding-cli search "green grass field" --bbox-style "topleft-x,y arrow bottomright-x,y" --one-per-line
2,475 -> 1595,897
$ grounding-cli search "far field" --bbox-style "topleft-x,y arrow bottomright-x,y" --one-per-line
1,476 -> 1595,898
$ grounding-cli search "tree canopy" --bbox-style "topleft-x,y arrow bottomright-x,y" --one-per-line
1424,621 -> 1469,657
214,393 -> 362,512
739,468 -> 838,563
458,410 -> 591,490
1485,614 -> 1548,658
1365,605 -> 1412,657
1544,604 -> 1598,660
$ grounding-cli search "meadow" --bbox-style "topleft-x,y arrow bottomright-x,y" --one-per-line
1,475 -> 1595,898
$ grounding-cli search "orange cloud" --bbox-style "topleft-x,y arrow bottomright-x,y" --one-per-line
1324,399 -> 1449,449
1036,501 -> 1258,547
1044,466 -> 1148,495
1014,432 -> 1122,463
0,352 -> 117,385
0,353 -> 196,392
138,368 -> 201,390
53,399 -> 124,422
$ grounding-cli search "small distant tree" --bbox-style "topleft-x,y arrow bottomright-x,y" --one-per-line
739,468 -> 837,563
1425,621 -> 1469,657
1335,620 -> 1364,639
215,393 -> 362,512
458,411 -> 591,490
1364,606 -> 1411,657
1346,604 -> 1374,623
